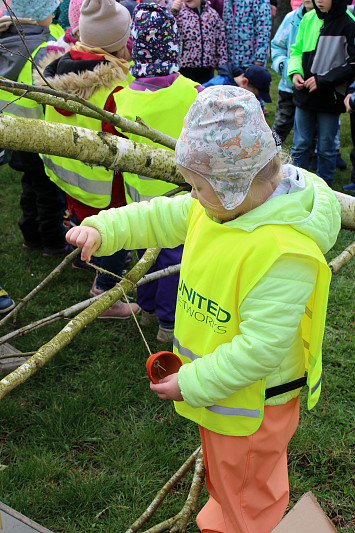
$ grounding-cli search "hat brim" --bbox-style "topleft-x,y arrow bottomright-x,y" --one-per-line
259,91 -> 272,103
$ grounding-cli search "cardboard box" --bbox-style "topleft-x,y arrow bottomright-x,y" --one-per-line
272,492 -> 337,532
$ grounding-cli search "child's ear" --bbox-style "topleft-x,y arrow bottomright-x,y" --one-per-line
240,77 -> 249,87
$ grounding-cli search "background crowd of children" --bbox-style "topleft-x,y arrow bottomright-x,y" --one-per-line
0,0 -> 351,531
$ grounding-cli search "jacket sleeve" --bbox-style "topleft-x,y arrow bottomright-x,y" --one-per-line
271,13 -> 292,75
215,13 -> 229,67
315,21 -> 355,90
287,15 -> 306,81
253,0 -> 272,64
178,255 -> 317,408
82,194 -> 193,257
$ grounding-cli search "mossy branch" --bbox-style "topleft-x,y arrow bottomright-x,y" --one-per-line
0,248 -> 161,400
0,78 -> 177,150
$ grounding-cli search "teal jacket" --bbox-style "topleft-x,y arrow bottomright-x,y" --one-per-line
83,167 -> 341,407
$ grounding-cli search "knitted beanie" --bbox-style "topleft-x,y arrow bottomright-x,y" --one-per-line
130,3 -> 180,78
9,0 -> 60,21
79,0 -> 131,53
68,0 -> 84,33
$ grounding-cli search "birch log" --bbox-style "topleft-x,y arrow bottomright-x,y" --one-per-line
0,115 -> 184,184
333,191 -> 355,230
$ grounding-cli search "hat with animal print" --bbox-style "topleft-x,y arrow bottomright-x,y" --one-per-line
175,86 -> 281,210
130,3 -> 180,78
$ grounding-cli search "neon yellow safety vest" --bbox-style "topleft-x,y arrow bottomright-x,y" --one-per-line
173,201 -> 330,436
49,23 -> 65,40
0,26 -> 63,119
114,74 -> 199,203
0,41 -> 48,119
43,82 -> 131,208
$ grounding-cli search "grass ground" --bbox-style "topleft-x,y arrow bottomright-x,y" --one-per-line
0,70 -> 354,532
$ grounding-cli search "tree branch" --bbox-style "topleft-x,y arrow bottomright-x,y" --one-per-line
328,241 -> 355,273
0,247 -> 161,400
0,79 -> 177,150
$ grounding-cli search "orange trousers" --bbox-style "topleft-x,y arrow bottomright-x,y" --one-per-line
196,396 -> 300,533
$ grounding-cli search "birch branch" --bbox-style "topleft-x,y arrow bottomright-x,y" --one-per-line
0,79 -> 177,150
0,264 -> 181,346
328,241 -> 355,273
0,247 -> 161,400
125,447 -> 203,533
0,352 -> 36,360
0,248 -> 80,327
0,115 -> 184,184
141,450 -> 205,533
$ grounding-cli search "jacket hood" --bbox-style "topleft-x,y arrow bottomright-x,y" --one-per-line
36,51 -> 127,99
226,166 -> 341,255
312,0 -> 348,20
0,22 -> 49,80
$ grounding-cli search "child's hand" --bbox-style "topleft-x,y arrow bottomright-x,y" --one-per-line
171,0 -> 182,13
292,73 -> 304,90
344,94 -> 354,114
304,76 -> 317,93
150,373 -> 183,401
66,226 -> 102,262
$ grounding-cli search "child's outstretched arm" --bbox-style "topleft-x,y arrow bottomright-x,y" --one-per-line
66,226 -> 102,262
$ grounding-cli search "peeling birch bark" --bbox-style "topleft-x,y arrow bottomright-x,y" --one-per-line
333,191 -> 355,229
0,247 -> 161,400
0,115 -> 184,184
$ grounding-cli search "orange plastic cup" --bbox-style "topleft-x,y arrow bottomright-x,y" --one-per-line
146,351 -> 182,384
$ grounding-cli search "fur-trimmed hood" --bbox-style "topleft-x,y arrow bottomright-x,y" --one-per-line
35,50 -> 128,100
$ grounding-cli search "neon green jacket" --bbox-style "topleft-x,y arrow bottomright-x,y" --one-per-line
82,167 -> 341,410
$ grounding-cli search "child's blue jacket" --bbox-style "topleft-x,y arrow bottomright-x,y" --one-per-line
271,6 -> 305,94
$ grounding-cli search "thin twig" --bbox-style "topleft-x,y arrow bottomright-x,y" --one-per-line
0,248 -> 161,400
0,88 -> 28,112
125,447 -> 202,533
0,352 -> 36,360
1,0 -> 55,89
0,248 -> 80,328
0,263 -> 181,345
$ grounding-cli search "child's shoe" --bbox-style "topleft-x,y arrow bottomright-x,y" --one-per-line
156,325 -> 174,343
336,152 -> 347,170
90,284 -> 140,319
42,242 -> 69,257
140,310 -> 159,327
0,287 -> 15,314
22,240 -> 42,250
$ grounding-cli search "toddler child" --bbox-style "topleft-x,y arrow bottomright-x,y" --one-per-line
41,0 -> 138,319
66,86 -> 341,532
171,0 -> 228,84
113,3 -> 202,340
0,0 -> 67,257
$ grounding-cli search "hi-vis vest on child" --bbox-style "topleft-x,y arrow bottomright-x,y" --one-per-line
43,82 -> 131,208
173,192 -> 330,437
113,74 -> 199,203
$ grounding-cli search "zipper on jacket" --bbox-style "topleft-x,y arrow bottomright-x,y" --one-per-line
199,11 -> 204,67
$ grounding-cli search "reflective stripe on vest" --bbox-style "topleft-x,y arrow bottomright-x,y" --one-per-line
174,335 -> 261,419
42,156 -> 112,197
114,74 -> 199,203
0,42 -> 47,119
0,99 -> 43,119
173,195 -> 330,436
